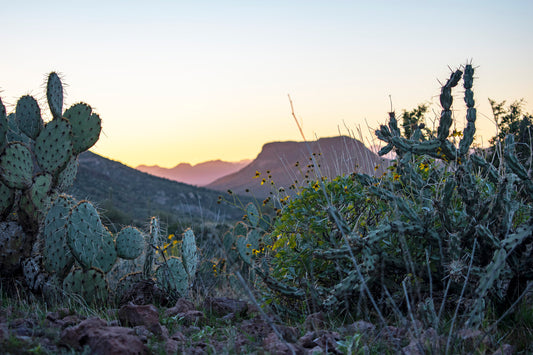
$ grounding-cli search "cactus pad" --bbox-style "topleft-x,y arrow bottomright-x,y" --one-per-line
43,195 -> 76,276
35,118 -> 73,173
19,173 -> 54,223
62,268 -> 109,304
56,156 -> 79,191
64,103 -> 102,154
67,201 -> 117,272
245,203 -> 260,227
15,95 -> 43,140
47,72 -> 64,119
0,98 -> 7,149
233,221 -> 248,238
0,181 -> 14,218
237,229 -> 262,265
181,228 -> 198,278
0,142 -> 33,189
115,226 -> 145,260
156,257 -> 188,298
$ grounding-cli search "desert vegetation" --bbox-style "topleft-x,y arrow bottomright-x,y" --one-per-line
1,64 -> 532,354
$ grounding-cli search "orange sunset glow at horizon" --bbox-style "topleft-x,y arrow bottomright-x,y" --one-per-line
1,1 -> 532,169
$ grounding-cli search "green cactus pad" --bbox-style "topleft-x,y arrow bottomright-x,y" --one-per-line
32,173 -> 53,205
62,268 -> 109,305
64,103 -> 102,154
46,72 -> 64,119
15,95 -> 43,140
0,181 -> 14,218
0,98 -> 7,149
237,229 -> 261,265
35,118 -> 73,173
6,113 -> 32,145
56,156 -> 79,191
67,201 -> 117,272
245,203 -> 260,227
222,230 -> 235,251
0,142 -> 33,189
43,195 -> 76,276
156,257 -> 188,298
115,226 -> 145,260
233,221 -> 248,238
181,228 -> 198,278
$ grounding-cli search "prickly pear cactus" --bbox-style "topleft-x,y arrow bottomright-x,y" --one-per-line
63,268 -> 109,305
0,181 -> 14,219
46,72 -> 63,119
115,226 -> 145,260
42,195 -> 76,277
34,118 -> 73,173
245,202 -> 260,227
237,229 -> 262,265
0,142 -> 33,190
63,103 -> 102,155
66,201 -> 117,273
15,95 -> 43,140
0,98 -> 7,149
156,257 -> 188,298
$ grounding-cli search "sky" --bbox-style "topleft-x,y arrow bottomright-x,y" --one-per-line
1,0 -> 532,168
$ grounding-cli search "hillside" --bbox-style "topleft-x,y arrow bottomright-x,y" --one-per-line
68,152 -> 248,228
136,159 -> 251,186
206,136 -> 391,198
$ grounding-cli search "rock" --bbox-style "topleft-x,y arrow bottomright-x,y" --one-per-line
133,325 -> 153,342
165,338 -> 181,354
170,330 -> 187,342
177,310 -> 206,326
263,332 -> 304,355
298,330 -> 341,353
60,317 -> 148,355
118,303 -> 162,335
304,312 -> 326,331
203,297 -> 248,318
164,298 -> 196,317
351,320 -> 375,334
239,317 -> 272,339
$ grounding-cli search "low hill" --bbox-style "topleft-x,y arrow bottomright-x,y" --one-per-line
68,152 -> 248,228
206,136 -> 390,198
136,159 -> 251,186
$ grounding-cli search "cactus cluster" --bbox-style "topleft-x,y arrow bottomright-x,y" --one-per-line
0,72 -> 101,233
0,72 -> 101,275
1,73 -> 202,307
155,228 -> 199,299
31,196 -> 148,304
253,64 -> 533,329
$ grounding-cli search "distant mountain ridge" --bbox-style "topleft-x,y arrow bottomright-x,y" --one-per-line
206,136 -> 391,198
69,152 -> 249,227
136,159 -> 251,186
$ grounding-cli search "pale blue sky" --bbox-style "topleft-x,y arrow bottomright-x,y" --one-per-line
1,1 -> 532,167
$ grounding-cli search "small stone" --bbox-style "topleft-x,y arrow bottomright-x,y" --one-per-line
118,303 -> 162,335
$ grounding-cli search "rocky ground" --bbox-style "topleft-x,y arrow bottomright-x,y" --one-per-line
0,291 -> 518,355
